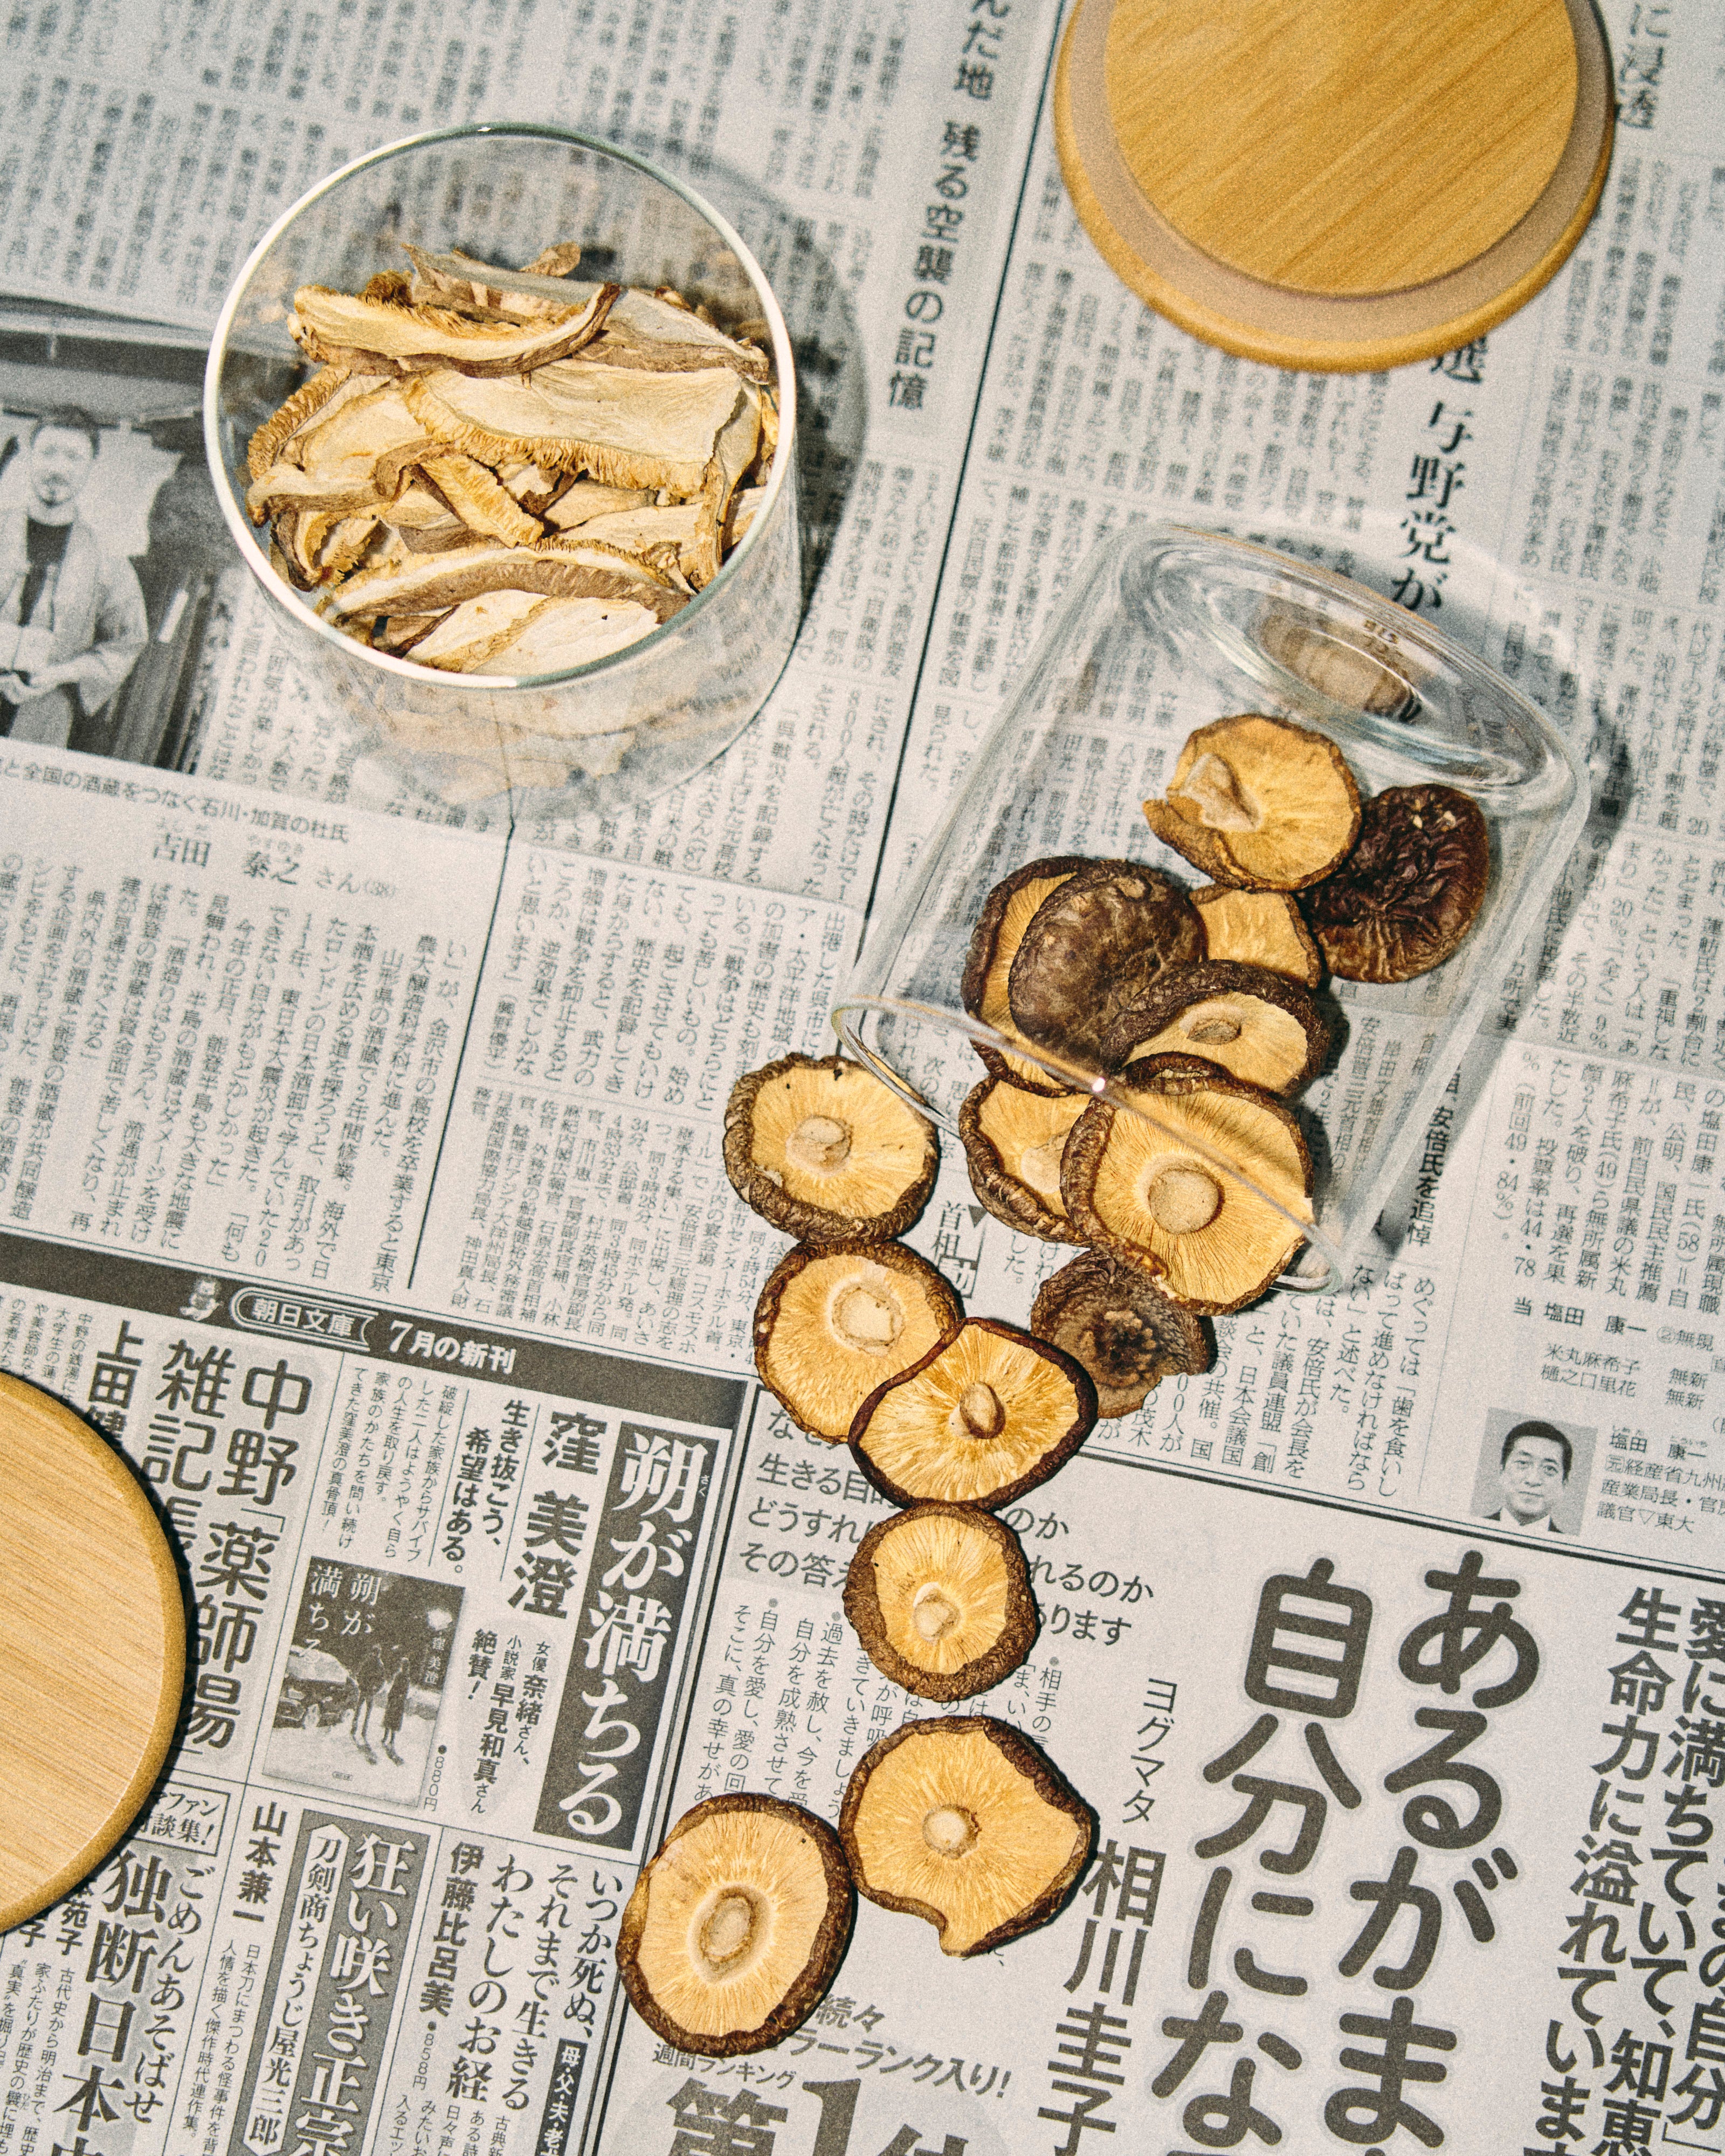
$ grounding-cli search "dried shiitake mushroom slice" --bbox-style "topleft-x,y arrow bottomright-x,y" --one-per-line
844,1504 -> 1037,1700
850,1317 -> 1095,1509
1102,960 -> 1330,1097
958,1078 -> 1089,1244
1144,713 -> 1362,890
756,1241 -> 962,1442
1061,1059 -> 1313,1314
1258,607 -> 1416,718
839,1717 -> 1093,1957
962,856 -> 1094,1093
617,1793 -> 853,2055
1030,1250 -> 1215,1418
1301,783 -> 1490,983
1008,860 -> 1203,1066
725,1054 -> 938,1244
1193,883 -> 1323,988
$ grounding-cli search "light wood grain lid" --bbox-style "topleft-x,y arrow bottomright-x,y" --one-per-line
0,1372 -> 187,1931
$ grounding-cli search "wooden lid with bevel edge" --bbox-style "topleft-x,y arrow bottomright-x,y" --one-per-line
0,1372 -> 186,1931
1055,0 -> 1615,372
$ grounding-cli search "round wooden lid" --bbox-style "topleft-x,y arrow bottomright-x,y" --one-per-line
0,1372 -> 186,1931
1054,0 -> 1615,371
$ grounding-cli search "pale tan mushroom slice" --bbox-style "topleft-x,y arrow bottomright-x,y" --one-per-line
417,453 -> 546,547
839,1718 -> 1093,1957
958,1077 -> 1088,1244
850,1318 -> 1095,1509
585,286 -> 774,382
1193,883 -> 1323,987
324,538 -> 684,624
1144,713 -> 1362,890
467,595 -> 675,682
1061,1058 -> 1313,1314
403,243 -> 601,320
290,279 -> 618,376
754,1242 -> 962,1442
724,1053 -> 939,1244
246,362 -> 354,482
617,1794 -> 853,2056
246,381 -> 433,523
403,362 -> 751,494
542,480 -> 661,532
1103,960 -> 1331,1097
1030,1250 -> 1213,1418
684,384 -> 763,587
404,589 -> 549,670
1259,607 -> 1416,718
961,856 -> 1095,1094
845,1505 -> 1036,1701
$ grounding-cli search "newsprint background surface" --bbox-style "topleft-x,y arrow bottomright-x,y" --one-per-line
0,4 -> 1723,2153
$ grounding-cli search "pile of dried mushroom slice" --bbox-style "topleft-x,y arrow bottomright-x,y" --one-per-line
245,241 -> 776,679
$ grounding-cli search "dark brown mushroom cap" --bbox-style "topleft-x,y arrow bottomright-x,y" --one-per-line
755,1240 -> 963,1441
1030,1250 -> 1215,1418
1007,861 -> 1203,1067
838,1716 -> 1094,1957
844,1504 -> 1038,1700
1144,711 -> 1362,890
850,1317 -> 1096,1509
1192,882 -> 1324,987
958,1077 -> 1089,1245
1061,1058 -> 1313,1315
1101,959 -> 1331,1097
962,856 -> 1096,1093
617,1793 -> 854,2055
1301,783 -> 1490,982
724,1053 -> 939,1243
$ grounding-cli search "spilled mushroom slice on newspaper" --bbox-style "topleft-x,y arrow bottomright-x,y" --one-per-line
844,1504 -> 1037,1701
1060,1057 -> 1313,1315
1030,1249 -> 1214,1419
1144,712 -> 1362,890
754,1241 -> 962,1443
617,1794 -> 853,2056
839,1717 -> 1093,1957
957,1077 -> 1088,1245
724,1053 -> 939,1245
850,1318 -> 1095,1510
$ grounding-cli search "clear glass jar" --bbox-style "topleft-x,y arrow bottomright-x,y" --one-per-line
203,122 -> 799,813
836,525 -> 1589,1293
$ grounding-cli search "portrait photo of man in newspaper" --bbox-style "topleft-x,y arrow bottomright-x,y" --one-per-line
1473,1412 -> 1592,1535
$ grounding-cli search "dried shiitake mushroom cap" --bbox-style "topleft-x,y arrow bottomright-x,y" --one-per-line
724,1053 -> 938,1243
1258,607 -> 1416,718
1301,783 -> 1490,983
844,1504 -> 1037,1700
1007,861 -> 1203,1067
1193,883 -> 1323,988
962,856 -> 1095,1093
958,1078 -> 1089,1244
839,1717 -> 1093,1956
1061,1059 -> 1313,1315
1030,1250 -> 1215,1418
755,1241 -> 962,1441
850,1317 -> 1096,1509
1146,712 -> 1362,890
1102,960 -> 1330,1098
617,1793 -> 853,2055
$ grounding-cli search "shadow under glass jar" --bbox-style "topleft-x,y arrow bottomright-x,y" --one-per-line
836,525 -> 1589,1295
204,122 -> 800,814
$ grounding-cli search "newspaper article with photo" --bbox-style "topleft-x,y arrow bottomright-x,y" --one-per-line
0,2 -> 1721,2153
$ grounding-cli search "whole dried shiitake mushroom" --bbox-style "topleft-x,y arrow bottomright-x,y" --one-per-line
755,1240 -> 962,1441
844,1504 -> 1037,1701
839,1716 -> 1094,1957
1300,782 -> 1489,983
850,1317 -> 1095,1509
958,1076 -> 1089,1244
1101,959 -> 1331,1097
617,1793 -> 853,2055
1258,607 -> 1416,719
1144,711 -> 1361,890
1031,1249 -> 1215,1418
1061,1057 -> 1313,1314
1006,859 -> 1202,1067
724,1052 -> 939,1243
961,855 -> 1096,1093
1192,882 -> 1323,987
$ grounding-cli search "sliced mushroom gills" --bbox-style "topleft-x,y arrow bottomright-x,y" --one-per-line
1102,959 -> 1330,1097
1192,883 -> 1323,987
725,1053 -> 939,1244
1144,711 -> 1361,890
839,1717 -> 1094,1957
754,1240 -> 962,1442
246,236 -> 778,674
844,1503 -> 1037,1699
617,1794 -> 853,2055
960,855 -> 1096,1092
958,1077 -> 1089,1245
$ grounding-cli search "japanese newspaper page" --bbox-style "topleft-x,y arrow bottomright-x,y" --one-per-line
0,4 -> 1722,2154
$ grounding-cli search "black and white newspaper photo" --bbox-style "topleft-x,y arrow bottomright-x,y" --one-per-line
0,3 -> 1722,2154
